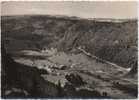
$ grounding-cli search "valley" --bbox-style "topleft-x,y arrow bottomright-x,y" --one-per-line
1,15 -> 138,98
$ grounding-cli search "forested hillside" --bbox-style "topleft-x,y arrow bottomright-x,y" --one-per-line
1,15 -> 137,69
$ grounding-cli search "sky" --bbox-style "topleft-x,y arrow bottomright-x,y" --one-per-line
1,1 -> 138,19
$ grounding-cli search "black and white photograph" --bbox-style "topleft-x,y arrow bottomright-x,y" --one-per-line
1,1 -> 138,99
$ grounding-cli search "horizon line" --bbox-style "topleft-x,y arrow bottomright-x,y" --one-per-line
1,14 -> 138,20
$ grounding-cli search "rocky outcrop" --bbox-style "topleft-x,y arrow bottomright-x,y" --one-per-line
1,46 -> 63,98
65,73 -> 86,86
126,61 -> 137,78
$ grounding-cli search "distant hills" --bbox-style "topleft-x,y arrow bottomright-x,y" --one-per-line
1,15 -> 138,70
2,14 -> 137,22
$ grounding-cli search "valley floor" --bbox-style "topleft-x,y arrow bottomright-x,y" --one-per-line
12,48 -> 137,99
